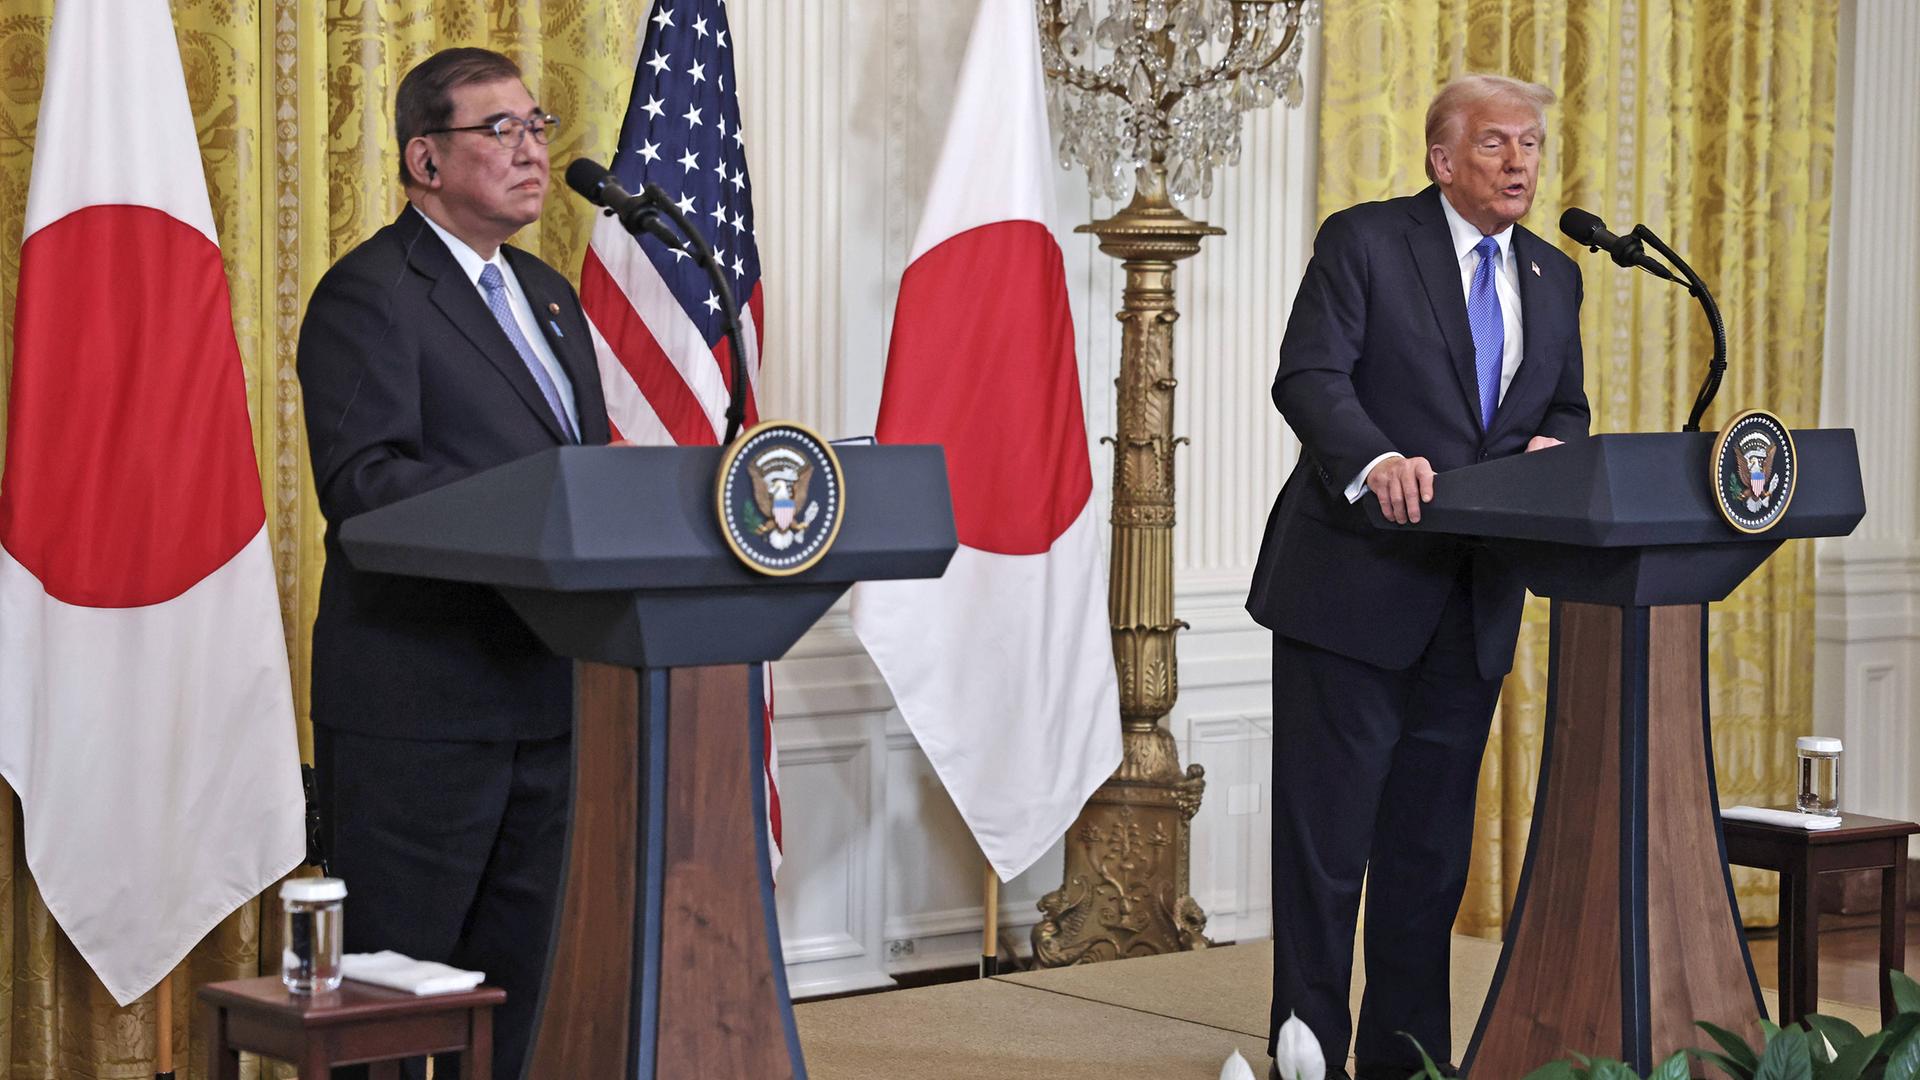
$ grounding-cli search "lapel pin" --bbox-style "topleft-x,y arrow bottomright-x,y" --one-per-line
546,302 -> 565,338
1530,260 -> 1541,277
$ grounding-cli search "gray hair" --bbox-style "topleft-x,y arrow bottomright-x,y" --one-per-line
1424,74 -> 1556,182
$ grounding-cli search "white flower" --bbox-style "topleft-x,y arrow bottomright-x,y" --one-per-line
1220,1049 -> 1259,1080
1272,1011 -> 1327,1080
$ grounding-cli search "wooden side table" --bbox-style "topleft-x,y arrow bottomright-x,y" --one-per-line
199,976 -> 505,1079
1720,811 -> 1918,1025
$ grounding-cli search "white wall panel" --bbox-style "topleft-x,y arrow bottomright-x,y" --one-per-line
1815,0 -> 1920,837
770,709 -> 890,996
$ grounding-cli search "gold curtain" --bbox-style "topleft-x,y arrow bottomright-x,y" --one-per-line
1315,0 -> 1837,937
0,2 -> 643,1076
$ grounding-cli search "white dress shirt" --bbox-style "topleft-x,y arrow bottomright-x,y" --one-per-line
416,207 -> 581,435
1343,192 -> 1527,502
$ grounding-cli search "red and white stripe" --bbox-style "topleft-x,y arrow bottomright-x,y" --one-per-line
583,216 -> 764,447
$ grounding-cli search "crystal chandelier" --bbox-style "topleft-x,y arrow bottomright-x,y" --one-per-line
1037,0 -> 1320,202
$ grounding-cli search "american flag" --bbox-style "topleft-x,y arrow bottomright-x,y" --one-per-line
582,0 -> 779,872
584,0 -> 763,445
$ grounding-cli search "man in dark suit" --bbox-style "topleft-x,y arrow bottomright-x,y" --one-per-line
1247,75 -> 1591,1080
297,47 -> 610,1080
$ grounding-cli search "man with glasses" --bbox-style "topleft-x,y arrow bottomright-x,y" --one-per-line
297,46 -> 609,1080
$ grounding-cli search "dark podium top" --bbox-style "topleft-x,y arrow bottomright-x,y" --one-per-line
340,443 -> 956,669
1365,429 -> 1865,605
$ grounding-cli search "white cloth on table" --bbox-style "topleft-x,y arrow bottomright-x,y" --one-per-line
342,951 -> 485,995
1720,805 -> 1845,831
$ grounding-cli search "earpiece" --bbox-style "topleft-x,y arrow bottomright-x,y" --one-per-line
425,157 -> 437,179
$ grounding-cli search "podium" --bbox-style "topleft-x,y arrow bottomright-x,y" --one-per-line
339,444 -> 956,1080
1362,430 -> 1864,1076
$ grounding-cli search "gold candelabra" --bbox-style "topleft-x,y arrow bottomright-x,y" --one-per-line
1030,0 -> 1317,967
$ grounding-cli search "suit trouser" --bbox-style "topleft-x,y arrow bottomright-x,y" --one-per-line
1268,571 -> 1502,1071
314,724 -> 571,1080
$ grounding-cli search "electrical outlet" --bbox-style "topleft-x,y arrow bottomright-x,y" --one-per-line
886,938 -> 916,959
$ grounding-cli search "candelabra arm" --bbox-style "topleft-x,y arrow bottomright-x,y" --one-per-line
1183,19 -> 1302,92
1036,0 -> 1130,98
1249,22 -> 1304,75
1043,61 -> 1130,98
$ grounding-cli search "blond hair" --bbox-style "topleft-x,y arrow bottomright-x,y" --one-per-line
1424,74 -> 1556,182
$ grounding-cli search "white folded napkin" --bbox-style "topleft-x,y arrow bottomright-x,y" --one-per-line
342,951 -> 486,995
1721,805 -> 1845,830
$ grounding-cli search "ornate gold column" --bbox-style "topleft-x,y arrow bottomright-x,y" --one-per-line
1031,0 -> 1318,967
1035,170 -> 1220,964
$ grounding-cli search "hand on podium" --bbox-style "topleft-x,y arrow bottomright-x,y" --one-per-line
1367,455 -> 1435,524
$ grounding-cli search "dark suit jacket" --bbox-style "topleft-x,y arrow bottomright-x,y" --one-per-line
1246,186 -> 1591,679
298,205 -> 612,742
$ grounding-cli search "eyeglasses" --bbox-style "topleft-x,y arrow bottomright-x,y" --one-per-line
422,113 -> 562,149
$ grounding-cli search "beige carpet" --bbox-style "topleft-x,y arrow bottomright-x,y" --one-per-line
794,935 -> 1881,1079
795,977 -> 1275,1080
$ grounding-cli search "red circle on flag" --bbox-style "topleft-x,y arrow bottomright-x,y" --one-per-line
0,205 -> 265,608
877,221 -> 1093,555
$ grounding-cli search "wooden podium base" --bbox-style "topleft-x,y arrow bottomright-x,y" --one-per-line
1465,602 -> 1764,1077
526,662 -> 804,1080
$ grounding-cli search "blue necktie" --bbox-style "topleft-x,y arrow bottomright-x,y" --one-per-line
1467,235 -> 1504,430
478,263 -> 578,443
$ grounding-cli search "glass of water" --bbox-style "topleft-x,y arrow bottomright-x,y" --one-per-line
281,877 -> 346,993
1795,736 -> 1842,817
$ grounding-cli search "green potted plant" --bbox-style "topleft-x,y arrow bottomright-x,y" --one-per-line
1394,971 -> 1920,1080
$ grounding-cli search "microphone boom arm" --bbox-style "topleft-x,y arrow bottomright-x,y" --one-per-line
641,186 -> 751,444
1631,224 -> 1726,433
596,185 -> 751,444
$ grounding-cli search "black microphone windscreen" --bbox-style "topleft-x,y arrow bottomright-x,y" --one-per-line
1560,207 -> 1606,245
565,158 -> 612,203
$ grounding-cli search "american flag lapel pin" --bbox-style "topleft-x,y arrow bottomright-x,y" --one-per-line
1530,260 -> 1541,277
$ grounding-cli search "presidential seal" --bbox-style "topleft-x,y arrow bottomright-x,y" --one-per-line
716,421 -> 846,575
1711,409 -> 1797,534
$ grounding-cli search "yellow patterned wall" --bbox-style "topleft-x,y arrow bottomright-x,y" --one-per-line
1315,0 -> 1836,937
0,2 -> 644,1075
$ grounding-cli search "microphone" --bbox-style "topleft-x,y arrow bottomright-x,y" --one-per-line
565,158 -> 639,218
1559,207 -> 1677,282
564,159 -> 687,253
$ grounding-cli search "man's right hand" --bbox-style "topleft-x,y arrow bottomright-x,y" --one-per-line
1366,455 -> 1436,524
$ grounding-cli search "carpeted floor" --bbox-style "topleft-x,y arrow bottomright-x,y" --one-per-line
793,934 -> 1882,1079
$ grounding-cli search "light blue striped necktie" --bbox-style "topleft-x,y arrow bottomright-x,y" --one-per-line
1467,235 -> 1504,431
478,263 -> 578,443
